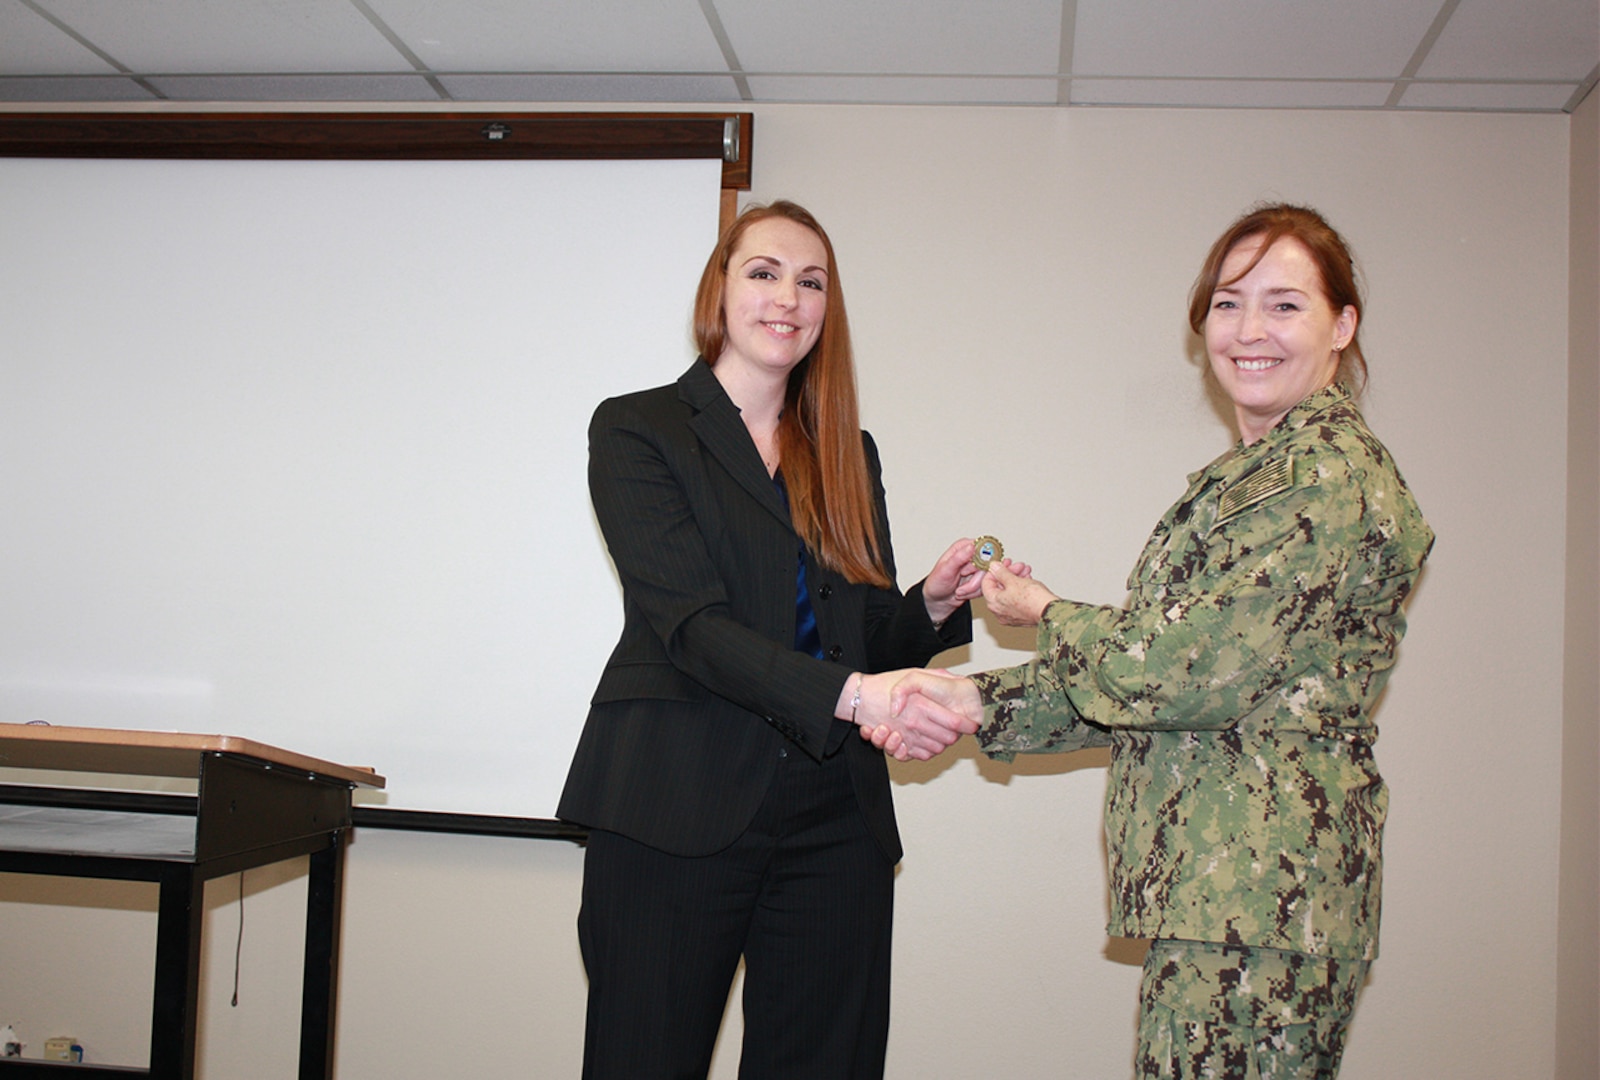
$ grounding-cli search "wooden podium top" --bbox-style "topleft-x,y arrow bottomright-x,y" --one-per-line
0,722 -> 384,789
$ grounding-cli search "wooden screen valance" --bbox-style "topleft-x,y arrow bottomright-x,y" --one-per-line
0,110 -> 752,220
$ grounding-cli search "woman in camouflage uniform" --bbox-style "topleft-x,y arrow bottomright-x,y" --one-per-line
876,204 -> 1434,1078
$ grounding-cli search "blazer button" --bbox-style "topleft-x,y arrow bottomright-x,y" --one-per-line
817,584 -> 833,600
827,645 -> 844,661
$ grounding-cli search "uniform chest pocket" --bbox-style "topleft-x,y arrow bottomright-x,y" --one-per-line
1131,524 -> 1211,598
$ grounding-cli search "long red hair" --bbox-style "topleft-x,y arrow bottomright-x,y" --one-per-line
693,201 -> 891,589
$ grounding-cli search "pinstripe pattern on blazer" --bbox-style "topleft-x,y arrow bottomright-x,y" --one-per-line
557,360 -> 972,861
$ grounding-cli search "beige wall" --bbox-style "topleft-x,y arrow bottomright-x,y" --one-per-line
1558,83 -> 1600,1080
0,100 -> 1589,1078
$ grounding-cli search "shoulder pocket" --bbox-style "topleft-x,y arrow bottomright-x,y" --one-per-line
1213,453 -> 1295,530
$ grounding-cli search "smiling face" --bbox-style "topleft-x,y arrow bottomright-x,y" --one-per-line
714,216 -> 829,385
1204,235 -> 1357,445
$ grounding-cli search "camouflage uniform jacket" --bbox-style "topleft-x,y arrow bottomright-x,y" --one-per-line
972,385 -> 1433,960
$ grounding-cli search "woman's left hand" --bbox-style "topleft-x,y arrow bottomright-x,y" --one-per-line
981,559 -> 1057,627
922,538 -> 986,626
924,539 -> 1035,626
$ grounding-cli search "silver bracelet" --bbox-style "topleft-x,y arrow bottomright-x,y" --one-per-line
849,674 -> 863,724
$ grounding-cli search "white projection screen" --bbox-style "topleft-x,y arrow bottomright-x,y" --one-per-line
0,141 -> 727,820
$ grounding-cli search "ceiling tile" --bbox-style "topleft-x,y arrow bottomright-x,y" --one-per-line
0,76 -> 154,101
0,0 -> 1590,113
1072,0 -> 1440,80
366,0 -> 728,72
149,74 -> 443,102
745,74 -> 1058,104
0,0 -> 118,75
1070,78 -> 1393,109
1418,0 -> 1598,80
1398,80 -> 1583,111
441,73 -> 744,103
720,0 -> 1062,75
31,0 -> 407,73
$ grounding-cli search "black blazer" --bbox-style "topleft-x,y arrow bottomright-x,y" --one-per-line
557,360 -> 971,861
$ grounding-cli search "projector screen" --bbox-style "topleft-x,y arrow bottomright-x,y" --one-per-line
0,154 -> 724,818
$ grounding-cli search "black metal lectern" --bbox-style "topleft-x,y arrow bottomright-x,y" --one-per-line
0,725 -> 384,1080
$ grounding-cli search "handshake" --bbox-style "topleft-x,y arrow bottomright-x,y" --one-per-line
850,668 -> 984,763
843,540 -> 1058,761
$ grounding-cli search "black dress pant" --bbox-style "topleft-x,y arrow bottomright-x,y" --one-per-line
577,746 -> 895,1080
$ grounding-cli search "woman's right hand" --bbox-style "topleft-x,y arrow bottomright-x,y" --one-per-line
864,670 -> 984,761
849,669 -> 976,761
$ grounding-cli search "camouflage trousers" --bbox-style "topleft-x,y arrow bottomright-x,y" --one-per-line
1135,939 -> 1370,1079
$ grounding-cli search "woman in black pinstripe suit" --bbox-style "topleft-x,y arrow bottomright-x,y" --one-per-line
558,200 -> 999,1079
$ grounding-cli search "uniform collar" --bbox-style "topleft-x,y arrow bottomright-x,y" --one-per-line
1189,383 -> 1355,487
1261,383 -> 1351,445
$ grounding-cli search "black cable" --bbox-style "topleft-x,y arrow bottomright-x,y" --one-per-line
231,872 -> 244,1007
